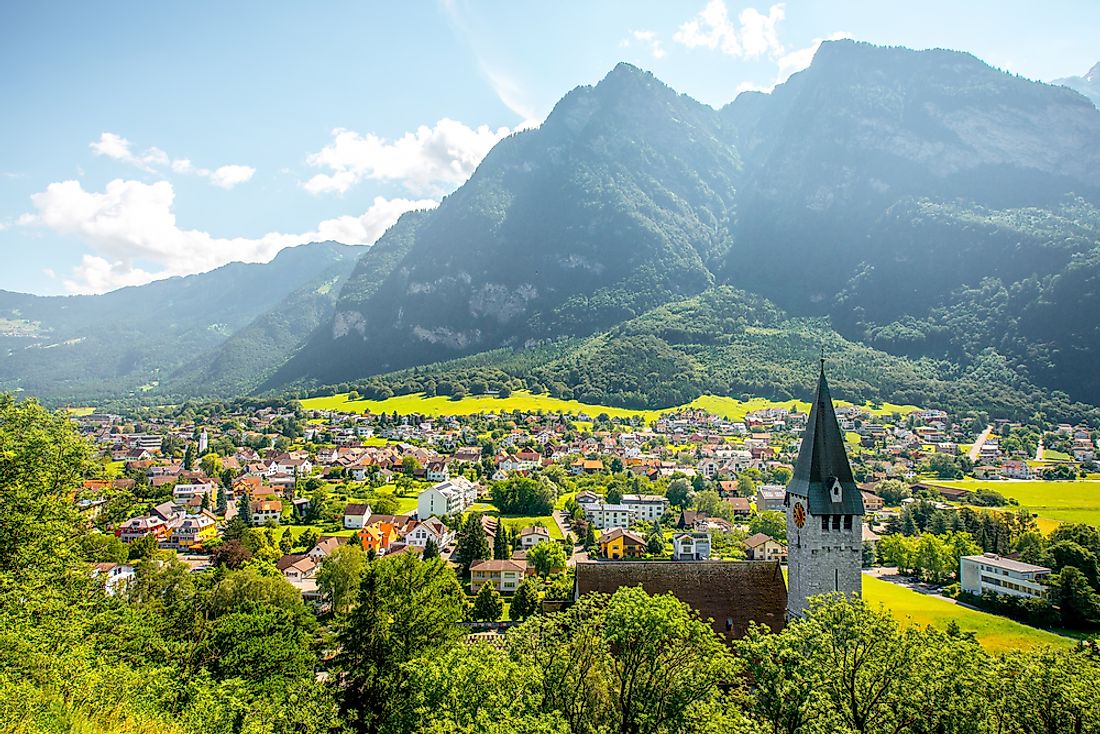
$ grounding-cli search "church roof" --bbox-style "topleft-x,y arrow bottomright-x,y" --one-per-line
786,361 -> 865,516
574,560 -> 786,641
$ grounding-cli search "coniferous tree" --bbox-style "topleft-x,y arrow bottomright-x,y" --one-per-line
238,496 -> 253,525
453,513 -> 491,574
493,524 -> 510,560
422,537 -> 440,560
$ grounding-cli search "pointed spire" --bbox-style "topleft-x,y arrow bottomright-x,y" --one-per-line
786,360 -> 864,515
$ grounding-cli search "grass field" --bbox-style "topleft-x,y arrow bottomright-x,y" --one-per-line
301,391 -> 920,423
863,575 -> 1072,652
65,406 -> 96,416
941,480 -> 1100,527
496,515 -> 563,539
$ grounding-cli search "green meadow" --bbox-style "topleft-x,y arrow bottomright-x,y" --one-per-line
301,391 -> 920,423
863,575 -> 1072,652
940,479 -> 1100,527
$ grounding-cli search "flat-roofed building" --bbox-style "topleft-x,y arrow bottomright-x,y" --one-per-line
960,553 -> 1050,600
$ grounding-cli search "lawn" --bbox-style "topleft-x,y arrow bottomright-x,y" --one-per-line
863,575 -> 1072,652
496,515 -> 563,539
301,391 -> 921,424
940,480 -> 1100,527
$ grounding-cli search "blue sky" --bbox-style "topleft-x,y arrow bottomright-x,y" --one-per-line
1,0 -> 1097,295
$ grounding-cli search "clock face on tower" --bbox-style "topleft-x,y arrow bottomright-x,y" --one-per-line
792,501 -> 806,528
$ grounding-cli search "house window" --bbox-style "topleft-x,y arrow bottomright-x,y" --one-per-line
821,515 -> 830,531
725,617 -> 733,631
831,515 -> 841,531
843,515 -> 852,530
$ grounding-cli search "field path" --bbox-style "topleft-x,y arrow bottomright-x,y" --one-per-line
1035,440 -> 1045,461
968,424 -> 994,462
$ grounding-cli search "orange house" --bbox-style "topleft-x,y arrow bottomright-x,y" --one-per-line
358,521 -> 400,554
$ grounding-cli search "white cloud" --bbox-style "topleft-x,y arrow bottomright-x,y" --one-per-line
303,118 -> 512,196
90,132 -> 256,189
622,29 -> 667,60
209,164 -> 256,189
21,178 -> 435,293
673,1 -> 785,59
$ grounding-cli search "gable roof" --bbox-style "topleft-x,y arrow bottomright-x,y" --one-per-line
574,560 -> 786,640
786,361 -> 865,516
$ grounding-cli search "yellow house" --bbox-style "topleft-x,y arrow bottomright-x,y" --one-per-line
598,528 -> 647,560
172,511 -> 219,549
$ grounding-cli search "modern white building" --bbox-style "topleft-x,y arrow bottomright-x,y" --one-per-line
960,553 -> 1051,600
671,532 -> 711,560
405,517 -> 455,548
417,477 -> 478,518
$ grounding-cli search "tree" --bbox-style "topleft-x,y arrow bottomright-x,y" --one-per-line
583,522 -> 598,551
471,580 -> 504,622
200,452 -> 223,478
646,521 -> 665,556
317,544 -> 369,615
693,489 -> 731,520
528,541 -> 567,578
238,496 -> 253,525
511,578 -> 541,621
876,479 -> 910,506
606,485 -> 623,505
602,587 -> 736,734
335,553 -> 465,734
453,513 -> 491,574
298,528 -> 319,552
493,523 -> 511,560
183,443 -> 194,470
0,395 -> 97,579
279,530 -> 294,555
210,539 -> 253,569
491,476 -> 557,515
1054,566 -> 1100,629
401,455 -> 422,476
666,478 -> 692,509
749,510 -> 787,541
422,537 -> 440,560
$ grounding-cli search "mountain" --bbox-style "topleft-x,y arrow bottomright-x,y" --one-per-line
276,40 -> 1100,415
269,63 -> 742,386
0,242 -> 360,403
1054,62 -> 1100,107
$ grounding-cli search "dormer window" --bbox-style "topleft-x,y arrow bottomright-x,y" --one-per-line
829,476 -> 843,503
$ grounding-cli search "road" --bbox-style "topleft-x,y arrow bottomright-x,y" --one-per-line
1035,440 -> 1045,462
968,424 -> 994,462
553,509 -> 587,566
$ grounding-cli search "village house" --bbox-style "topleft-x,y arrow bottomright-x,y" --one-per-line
169,512 -> 219,549
744,533 -> 787,562
469,559 -> 527,593
518,526 -> 551,549
405,517 -> 455,548
91,562 -> 136,595
276,554 -> 318,582
755,485 -> 786,513
250,500 -> 283,526
672,532 -> 711,561
599,528 -> 647,559
343,503 -> 373,529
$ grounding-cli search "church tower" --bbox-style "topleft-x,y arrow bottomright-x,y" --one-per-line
785,360 -> 865,618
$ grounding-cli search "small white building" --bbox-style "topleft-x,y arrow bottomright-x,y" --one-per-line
518,526 -> 551,549
960,553 -> 1050,600
671,532 -> 711,561
405,517 -> 455,548
343,503 -> 373,529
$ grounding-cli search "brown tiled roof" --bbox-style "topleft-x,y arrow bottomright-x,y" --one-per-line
574,560 -> 786,640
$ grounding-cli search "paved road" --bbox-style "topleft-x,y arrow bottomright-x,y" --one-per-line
968,424 -> 994,462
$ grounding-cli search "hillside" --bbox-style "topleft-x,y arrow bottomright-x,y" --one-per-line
322,286 -> 1099,424
0,242 -> 360,402
277,41 -> 1100,416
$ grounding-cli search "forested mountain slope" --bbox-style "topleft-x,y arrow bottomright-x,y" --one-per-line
0,242 -> 359,402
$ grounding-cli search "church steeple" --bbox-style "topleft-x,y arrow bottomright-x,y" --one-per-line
787,359 -> 864,516
784,359 -> 865,618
